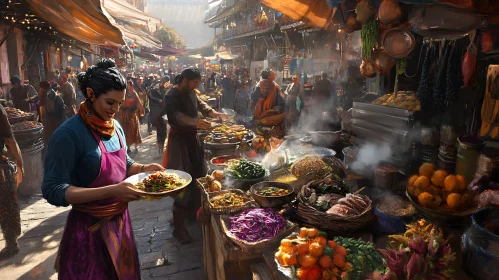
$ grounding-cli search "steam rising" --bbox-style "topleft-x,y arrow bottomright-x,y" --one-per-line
351,143 -> 392,176
289,97 -> 340,135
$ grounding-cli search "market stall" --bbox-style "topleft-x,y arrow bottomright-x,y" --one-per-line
190,1 -> 499,279
5,107 -> 44,196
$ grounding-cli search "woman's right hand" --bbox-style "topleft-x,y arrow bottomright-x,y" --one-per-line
111,182 -> 143,202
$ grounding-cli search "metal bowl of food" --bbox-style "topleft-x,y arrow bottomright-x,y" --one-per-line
125,170 -> 192,200
221,108 -> 236,120
250,181 -> 295,208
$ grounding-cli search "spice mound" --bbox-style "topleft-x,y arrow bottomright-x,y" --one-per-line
256,186 -> 292,197
229,208 -> 286,242
11,121 -> 42,131
210,193 -> 246,208
135,172 -> 185,193
377,195 -> 415,216
291,156 -> 332,178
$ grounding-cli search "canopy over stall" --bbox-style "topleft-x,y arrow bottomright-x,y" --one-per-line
260,0 -> 335,30
24,0 -> 125,45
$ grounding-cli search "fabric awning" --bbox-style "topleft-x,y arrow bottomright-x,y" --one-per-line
204,51 -> 238,60
24,0 -> 125,45
260,0 -> 335,29
103,0 -> 155,27
135,51 -> 160,62
205,0 -> 246,24
147,44 -> 183,57
116,22 -> 162,49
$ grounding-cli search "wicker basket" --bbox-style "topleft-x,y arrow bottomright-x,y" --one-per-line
207,189 -> 258,214
220,214 -> 297,253
295,181 -> 374,235
405,190 -> 476,227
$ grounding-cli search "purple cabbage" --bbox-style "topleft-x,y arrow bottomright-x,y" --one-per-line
229,208 -> 286,242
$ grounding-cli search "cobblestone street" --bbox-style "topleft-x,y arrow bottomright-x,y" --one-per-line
0,125 -> 203,279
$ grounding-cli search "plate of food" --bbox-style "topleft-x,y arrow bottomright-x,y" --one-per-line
126,170 -> 192,199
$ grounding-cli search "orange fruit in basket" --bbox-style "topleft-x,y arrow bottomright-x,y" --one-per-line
418,192 -> 435,207
446,193 -> 462,208
408,175 -> 419,186
419,163 -> 435,178
431,170 -> 448,187
408,184 -> 422,197
444,175 -> 459,193
414,176 -> 430,190
456,175 -> 467,191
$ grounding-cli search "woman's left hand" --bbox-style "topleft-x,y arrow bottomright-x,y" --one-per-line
143,163 -> 164,172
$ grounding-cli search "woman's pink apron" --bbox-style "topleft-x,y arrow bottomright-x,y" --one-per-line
56,131 -> 140,280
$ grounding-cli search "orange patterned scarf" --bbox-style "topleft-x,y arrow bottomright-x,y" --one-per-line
78,101 -> 115,138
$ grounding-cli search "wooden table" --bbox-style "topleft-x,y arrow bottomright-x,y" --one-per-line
201,197 -> 261,280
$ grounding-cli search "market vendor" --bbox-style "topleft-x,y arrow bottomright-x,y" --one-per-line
251,70 -> 286,137
6,75 -> 38,113
162,67 -> 228,244
0,104 -> 23,260
42,59 -> 163,279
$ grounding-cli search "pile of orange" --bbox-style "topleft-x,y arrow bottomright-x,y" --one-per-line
407,163 -> 473,211
275,227 -> 351,280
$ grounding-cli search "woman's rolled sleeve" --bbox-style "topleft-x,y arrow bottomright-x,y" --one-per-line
41,128 -> 78,207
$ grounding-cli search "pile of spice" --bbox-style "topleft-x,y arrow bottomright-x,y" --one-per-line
377,195 -> 415,216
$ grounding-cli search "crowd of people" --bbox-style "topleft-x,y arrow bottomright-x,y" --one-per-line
0,58 -> 338,278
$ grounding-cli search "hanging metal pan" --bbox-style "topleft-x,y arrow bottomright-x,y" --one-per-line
381,28 -> 416,59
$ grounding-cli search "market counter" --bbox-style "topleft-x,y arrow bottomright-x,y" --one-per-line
201,198 -> 262,280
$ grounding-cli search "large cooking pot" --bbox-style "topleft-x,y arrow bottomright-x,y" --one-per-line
462,207 -> 499,280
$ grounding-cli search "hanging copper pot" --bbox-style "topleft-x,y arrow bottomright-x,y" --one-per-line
360,59 -> 377,78
345,15 -> 361,33
378,0 -> 403,26
356,0 -> 376,25
373,49 -> 396,74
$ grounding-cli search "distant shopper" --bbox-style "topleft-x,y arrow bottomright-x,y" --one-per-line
115,80 -> 144,153
6,75 -> 38,113
0,104 -> 23,260
60,73 -> 77,118
41,82 -> 66,146
252,70 -> 285,137
284,75 -> 304,131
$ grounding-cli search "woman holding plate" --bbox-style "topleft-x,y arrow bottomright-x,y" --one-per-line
42,59 -> 163,280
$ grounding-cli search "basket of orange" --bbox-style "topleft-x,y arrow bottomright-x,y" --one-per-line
274,228 -> 351,280
406,163 -> 477,226
274,227 -> 386,280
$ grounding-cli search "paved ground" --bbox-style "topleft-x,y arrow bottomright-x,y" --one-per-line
0,124 -> 203,279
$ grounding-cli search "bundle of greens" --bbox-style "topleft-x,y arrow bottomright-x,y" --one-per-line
334,237 -> 386,280
361,20 -> 379,59
225,159 -> 266,179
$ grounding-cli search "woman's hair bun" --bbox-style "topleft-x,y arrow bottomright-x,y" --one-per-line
96,58 -> 116,69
